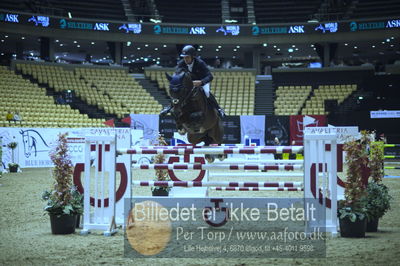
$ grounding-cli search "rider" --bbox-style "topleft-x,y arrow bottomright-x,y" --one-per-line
160,45 -> 225,117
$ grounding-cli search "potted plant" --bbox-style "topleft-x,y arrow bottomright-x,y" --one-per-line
151,135 -> 171,196
365,141 -> 392,232
0,137 -> 3,179
42,133 -> 83,234
338,133 -> 369,238
7,141 -> 18,172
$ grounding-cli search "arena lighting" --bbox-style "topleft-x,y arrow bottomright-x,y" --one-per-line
288,48 -> 294,52
73,41 -> 77,43
233,48 -> 237,51
163,44 -> 167,47
372,45 -> 375,48
55,39 -> 59,42
224,19 -> 238,23
77,45 -> 80,47
91,42 -> 95,45
354,46 -> 358,49
273,45 -> 276,48
21,37 -> 25,39
59,44 -> 63,46
292,45 -> 296,47
344,43 -> 348,46
263,43 -> 267,47
386,38 -> 390,42
310,44 -> 314,47
150,18 -> 161,23
236,45 -> 240,48
145,44 -> 149,47
218,45 -> 221,48
127,41 -> 131,46
154,47 -> 158,50
1,40 -> 4,42
5,35 -> 8,38
137,47 -> 141,50
358,96 -> 363,100
199,45 -> 203,48
68,12 -> 72,18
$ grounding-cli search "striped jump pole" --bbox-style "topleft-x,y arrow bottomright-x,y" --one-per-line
384,144 -> 400,147
209,172 -> 304,177
210,187 -> 304,192
119,146 -> 303,155
132,163 -> 303,171
384,155 -> 400,159
132,180 -> 303,188
384,166 -> 400,169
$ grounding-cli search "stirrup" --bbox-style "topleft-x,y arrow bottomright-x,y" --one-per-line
160,106 -> 172,116
217,108 -> 225,118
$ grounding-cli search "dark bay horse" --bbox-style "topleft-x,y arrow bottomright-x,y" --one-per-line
166,70 -> 224,162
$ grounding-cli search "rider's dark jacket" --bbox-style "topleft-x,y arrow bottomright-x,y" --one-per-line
176,57 -> 213,86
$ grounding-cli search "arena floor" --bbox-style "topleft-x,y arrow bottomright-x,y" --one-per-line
0,167 -> 399,265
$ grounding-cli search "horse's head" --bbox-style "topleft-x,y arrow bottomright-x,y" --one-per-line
166,70 -> 193,105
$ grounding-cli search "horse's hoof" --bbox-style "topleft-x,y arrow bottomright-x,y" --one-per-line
218,154 -> 227,161
205,155 -> 215,163
178,129 -> 186,135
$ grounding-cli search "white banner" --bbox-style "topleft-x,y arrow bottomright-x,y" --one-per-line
130,114 -> 159,143
240,115 -> 265,145
304,126 -> 359,144
370,110 -> 400,118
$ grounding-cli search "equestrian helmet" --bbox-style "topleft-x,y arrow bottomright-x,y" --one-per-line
180,45 -> 196,57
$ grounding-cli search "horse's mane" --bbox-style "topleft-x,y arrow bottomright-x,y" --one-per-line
175,67 -> 188,76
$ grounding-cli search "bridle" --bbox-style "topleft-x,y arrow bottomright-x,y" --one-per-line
170,73 -> 199,108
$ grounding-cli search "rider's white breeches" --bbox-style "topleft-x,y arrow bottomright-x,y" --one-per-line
203,83 -> 210,97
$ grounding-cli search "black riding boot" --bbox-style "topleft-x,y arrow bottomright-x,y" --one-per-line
208,93 -> 225,118
160,104 -> 173,116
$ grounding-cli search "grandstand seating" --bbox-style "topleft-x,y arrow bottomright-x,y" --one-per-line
154,0 -> 222,23
145,69 -> 255,115
302,84 -> 357,115
253,0 -> 320,23
0,65 -> 105,128
351,0 -> 400,19
274,85 -> 312,115
16,62 -> 161,119
76,68 -> 162,116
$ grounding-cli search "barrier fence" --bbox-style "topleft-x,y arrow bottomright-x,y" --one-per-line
81,133 -> 338,236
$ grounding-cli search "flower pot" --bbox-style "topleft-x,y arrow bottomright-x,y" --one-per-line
152,187 -> 169,196
366,217 -> 379,232
50,213 -> 77,234
76,214 -> 81,229
9,165 -> 18,173
339,216 -> 367,238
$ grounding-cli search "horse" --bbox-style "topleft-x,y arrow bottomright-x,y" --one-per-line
165,70 -> 225,162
